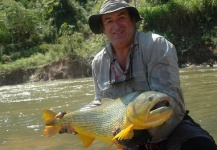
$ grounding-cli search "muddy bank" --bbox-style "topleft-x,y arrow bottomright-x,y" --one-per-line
0,47 -> 217,86
0,59 -> 91,86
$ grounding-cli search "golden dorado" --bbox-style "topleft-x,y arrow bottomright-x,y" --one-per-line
42,91 -> 173,149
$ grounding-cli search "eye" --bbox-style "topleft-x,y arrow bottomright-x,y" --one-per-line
104,19 -> 113,25
119,16 -> 125,19
118,14 -> 127,21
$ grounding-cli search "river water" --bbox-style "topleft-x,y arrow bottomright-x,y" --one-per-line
0,67 -> 216,150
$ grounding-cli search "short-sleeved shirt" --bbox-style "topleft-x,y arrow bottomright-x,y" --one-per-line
91,31 -> 186,142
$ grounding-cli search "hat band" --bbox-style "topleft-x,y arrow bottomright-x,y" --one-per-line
100,2 -> 130,14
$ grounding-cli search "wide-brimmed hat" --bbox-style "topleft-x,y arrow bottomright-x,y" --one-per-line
88,0 -> 142,34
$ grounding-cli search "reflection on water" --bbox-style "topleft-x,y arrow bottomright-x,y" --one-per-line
0,67 -> 216,150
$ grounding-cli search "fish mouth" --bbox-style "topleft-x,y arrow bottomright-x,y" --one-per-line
143,95 -> 174,129
151,99 -> 170,111
125,93 -> 174,130
149,95 -> 171,114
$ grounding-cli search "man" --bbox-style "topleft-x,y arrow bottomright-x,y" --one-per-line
57,0 -> 216,149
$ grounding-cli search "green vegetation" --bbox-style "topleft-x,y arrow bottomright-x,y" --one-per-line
138,0 -> 217,55
0,0 -> 217,73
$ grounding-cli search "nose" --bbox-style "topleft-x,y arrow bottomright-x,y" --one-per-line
113,20 -> 121,29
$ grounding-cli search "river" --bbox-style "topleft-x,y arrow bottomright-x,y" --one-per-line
0,67 -> 216,150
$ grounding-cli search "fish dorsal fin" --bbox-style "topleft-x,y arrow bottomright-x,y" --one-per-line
113,124 -> 134,140
77,134 -> 95,148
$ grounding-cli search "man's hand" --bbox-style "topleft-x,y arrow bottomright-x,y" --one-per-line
112,125 -> 152,147
55,111 -> 77,135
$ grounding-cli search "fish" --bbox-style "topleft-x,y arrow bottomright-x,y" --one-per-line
42,91 -> 174,149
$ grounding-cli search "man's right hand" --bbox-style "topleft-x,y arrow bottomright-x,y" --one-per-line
55,111 -> 77,135
112,125 -> 152,147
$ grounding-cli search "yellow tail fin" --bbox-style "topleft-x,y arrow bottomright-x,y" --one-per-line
42,109 -> 61,137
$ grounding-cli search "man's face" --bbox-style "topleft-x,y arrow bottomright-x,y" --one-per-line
101,9 -> 135,48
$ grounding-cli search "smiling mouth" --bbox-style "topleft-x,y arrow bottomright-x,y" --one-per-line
112,26 -> 125,33
113,29 -> 126,38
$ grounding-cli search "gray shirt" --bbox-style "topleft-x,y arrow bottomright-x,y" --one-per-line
90,31 -> 186,142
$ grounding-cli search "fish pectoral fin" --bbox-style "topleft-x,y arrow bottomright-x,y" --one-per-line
43,126 -> 61,137
113,124 -> 134,140
77,134 -> 95,148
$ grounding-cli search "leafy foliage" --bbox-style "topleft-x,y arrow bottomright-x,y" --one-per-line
0,0 -> 217,72
138,0 -> 217,58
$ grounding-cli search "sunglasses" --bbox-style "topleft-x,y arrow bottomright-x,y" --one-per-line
109,45 -> 135,85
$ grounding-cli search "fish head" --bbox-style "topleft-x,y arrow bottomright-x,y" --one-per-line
125,91 -> 174,129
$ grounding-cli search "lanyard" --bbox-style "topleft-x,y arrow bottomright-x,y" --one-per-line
109,43 -> 135,84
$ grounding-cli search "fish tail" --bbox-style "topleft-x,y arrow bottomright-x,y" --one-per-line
42,109 -> 61,137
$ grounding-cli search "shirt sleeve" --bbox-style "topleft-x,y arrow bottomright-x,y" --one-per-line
80,58 -> 103,110
92,57 -> 103,101
146,35 -> 185,113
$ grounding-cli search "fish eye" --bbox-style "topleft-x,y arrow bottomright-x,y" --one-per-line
148,96 -> 154,101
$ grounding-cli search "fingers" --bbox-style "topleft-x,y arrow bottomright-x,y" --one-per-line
55,111 -> 77,135
67,124 -> 77,135
55,111 -> 66,118
112,125 -> 121,136
55,112 -> 63,118
59,123 -> 77,135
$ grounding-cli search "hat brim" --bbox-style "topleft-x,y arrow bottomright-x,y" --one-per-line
88,7 -> 142,34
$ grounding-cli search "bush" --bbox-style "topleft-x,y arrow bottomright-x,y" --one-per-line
138,0 -> 217,54
0,0 -> 217,74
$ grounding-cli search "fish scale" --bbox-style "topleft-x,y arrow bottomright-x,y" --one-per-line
68,98 -> 128,139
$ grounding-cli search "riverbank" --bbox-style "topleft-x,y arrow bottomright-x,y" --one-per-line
0,55 -> 217,86
1,0 -> 217,86
0,59 -> 91,86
